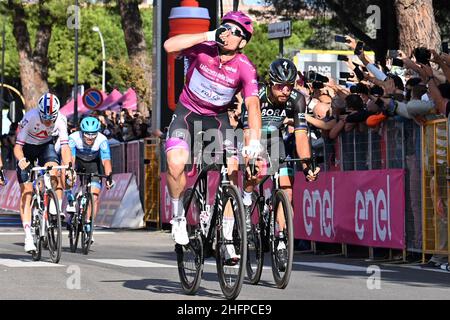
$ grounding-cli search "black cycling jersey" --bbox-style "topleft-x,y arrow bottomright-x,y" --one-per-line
241,84 -> 308,133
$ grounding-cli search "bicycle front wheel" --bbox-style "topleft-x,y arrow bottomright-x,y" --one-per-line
31,198 -> 42,261
246,191 -> 264,285
47,190 -> 62,264
81,193 -> 94,255
216,185 -> 247,300
177,188 -> 204,295
270,189 -> 294,289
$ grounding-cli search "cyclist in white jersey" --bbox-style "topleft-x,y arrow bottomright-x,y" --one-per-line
14,93 -> 74,253
68,116 -> 114,235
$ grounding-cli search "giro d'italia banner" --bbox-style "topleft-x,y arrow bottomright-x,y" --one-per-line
293,169 -> 405,249
160,169 -> 405,249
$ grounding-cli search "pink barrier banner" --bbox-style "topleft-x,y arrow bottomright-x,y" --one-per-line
293,169 -> 405,249
160,169 -> 405,249
0,171 -> 21,213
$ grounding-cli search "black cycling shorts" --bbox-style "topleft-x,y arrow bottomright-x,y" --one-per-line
16,141 -> 60,184
165,103 -> 238,163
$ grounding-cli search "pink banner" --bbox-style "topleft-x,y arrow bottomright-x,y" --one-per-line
0,171 -> 21,213
293,169 -> 405,249
160,169 -> 405,249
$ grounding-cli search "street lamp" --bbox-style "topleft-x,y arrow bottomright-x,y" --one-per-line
92,26 -> 106,92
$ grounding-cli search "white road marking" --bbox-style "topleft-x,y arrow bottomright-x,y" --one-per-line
294,262 -> 397,273
399,265 -> 450,274
88,259 -> 176,268
0,258 -> 64,267
0,231 -> 115,236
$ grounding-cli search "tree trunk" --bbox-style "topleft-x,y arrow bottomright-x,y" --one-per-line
118,0 -> 152,117
10,0 -> 51,110
395,0 -> 441,56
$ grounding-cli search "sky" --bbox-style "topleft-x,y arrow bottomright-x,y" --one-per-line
243,0 -> 264,4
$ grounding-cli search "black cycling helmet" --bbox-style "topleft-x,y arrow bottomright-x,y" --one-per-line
268,58 -> 297,84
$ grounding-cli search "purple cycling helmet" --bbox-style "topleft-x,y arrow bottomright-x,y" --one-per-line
221,11 -> 253,40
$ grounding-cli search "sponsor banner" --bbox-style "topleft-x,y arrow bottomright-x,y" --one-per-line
161,169 -> 405,249
293,169 -> 405,249
0,171 -> 144,229
0,171 -> 21,213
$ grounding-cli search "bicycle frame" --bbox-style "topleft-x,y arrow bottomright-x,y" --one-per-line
185,149 -> 232,252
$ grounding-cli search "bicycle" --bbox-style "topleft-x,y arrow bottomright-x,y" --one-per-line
29,164 -> 68,263
245,157 -> 316,289
176,132 -> 247,300
68,172 -> 112,255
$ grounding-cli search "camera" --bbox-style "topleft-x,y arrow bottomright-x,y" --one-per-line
304,70 -> 329,84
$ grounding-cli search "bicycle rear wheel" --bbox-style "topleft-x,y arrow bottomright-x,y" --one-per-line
216,185 -> 247,300
69,211 -> 80,253
270,189 -> 294,289
47,190 -> 62,264
246,191 -> 264,285
31,199 -> 42,261
81,193 -> 94,255
177,188 -> 204,295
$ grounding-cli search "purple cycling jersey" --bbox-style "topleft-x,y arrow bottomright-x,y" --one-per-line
179,42 -> 259,116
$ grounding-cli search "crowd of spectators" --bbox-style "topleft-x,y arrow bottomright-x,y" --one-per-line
68,103 -> 152,144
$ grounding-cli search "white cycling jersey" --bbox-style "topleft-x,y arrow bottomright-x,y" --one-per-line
69,131 -> 111,162
16,108 -> 69,146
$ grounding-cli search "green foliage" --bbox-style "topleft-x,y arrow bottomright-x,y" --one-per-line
2,2 -> 152,102
244,20 -> 314,80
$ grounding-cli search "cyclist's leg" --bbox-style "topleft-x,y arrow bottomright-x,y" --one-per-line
214,112 -> 240,261
39,142 -> 64,217
166,104 -> 193,219
166,104 -> 195,245
17,144 -> 37,251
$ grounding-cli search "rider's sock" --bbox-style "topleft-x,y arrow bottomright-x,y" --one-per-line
222,216 -> 235,240
23,221 -> 32,239
58,199 -> 63,212
243,191 -> 253,206
171,197 -> 181,218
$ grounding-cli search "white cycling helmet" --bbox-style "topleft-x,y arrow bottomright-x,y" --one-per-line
38,93 -> 60,121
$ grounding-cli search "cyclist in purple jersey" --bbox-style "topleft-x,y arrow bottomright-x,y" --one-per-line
164,11 -> 263,262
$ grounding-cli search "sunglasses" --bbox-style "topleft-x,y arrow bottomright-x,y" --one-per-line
83,132 -> 98,139
223,24 -> 245,38
40,114 -> 57,122
272,82 -> 294,91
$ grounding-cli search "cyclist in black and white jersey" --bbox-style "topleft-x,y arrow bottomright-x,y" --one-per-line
241,59 -> 320,270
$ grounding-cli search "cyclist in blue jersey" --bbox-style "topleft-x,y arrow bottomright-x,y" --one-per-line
67,117 -> 114,237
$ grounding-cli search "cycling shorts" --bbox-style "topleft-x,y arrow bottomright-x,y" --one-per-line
165,102 -> 238,163
16,142 -> 60,184
75,157 -> 104,190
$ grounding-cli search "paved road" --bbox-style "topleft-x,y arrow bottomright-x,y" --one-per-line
0,227 -> 449,300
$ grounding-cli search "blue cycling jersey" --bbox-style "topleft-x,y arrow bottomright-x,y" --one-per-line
68,131 -> 111,162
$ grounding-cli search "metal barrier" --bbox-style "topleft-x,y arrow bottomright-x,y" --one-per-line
422,119 -> 450,263
110,143 -> 126,173
144,138 -> 160,226
126,140 -> 144,202
318,119 -> 422,259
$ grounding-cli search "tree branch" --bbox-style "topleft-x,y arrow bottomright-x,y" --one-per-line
325,0 -> 377,50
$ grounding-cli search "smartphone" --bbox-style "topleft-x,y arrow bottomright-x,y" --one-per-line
338,80 -> 347,86
337,54 -> 349,61
340,72 -> 352,79
392,58 -> 404,67
353,66 -> 364,81
387,49 -> 398,59
354,41 -> 364,55
335,35 -> 347,43
443,42 -> 449,54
